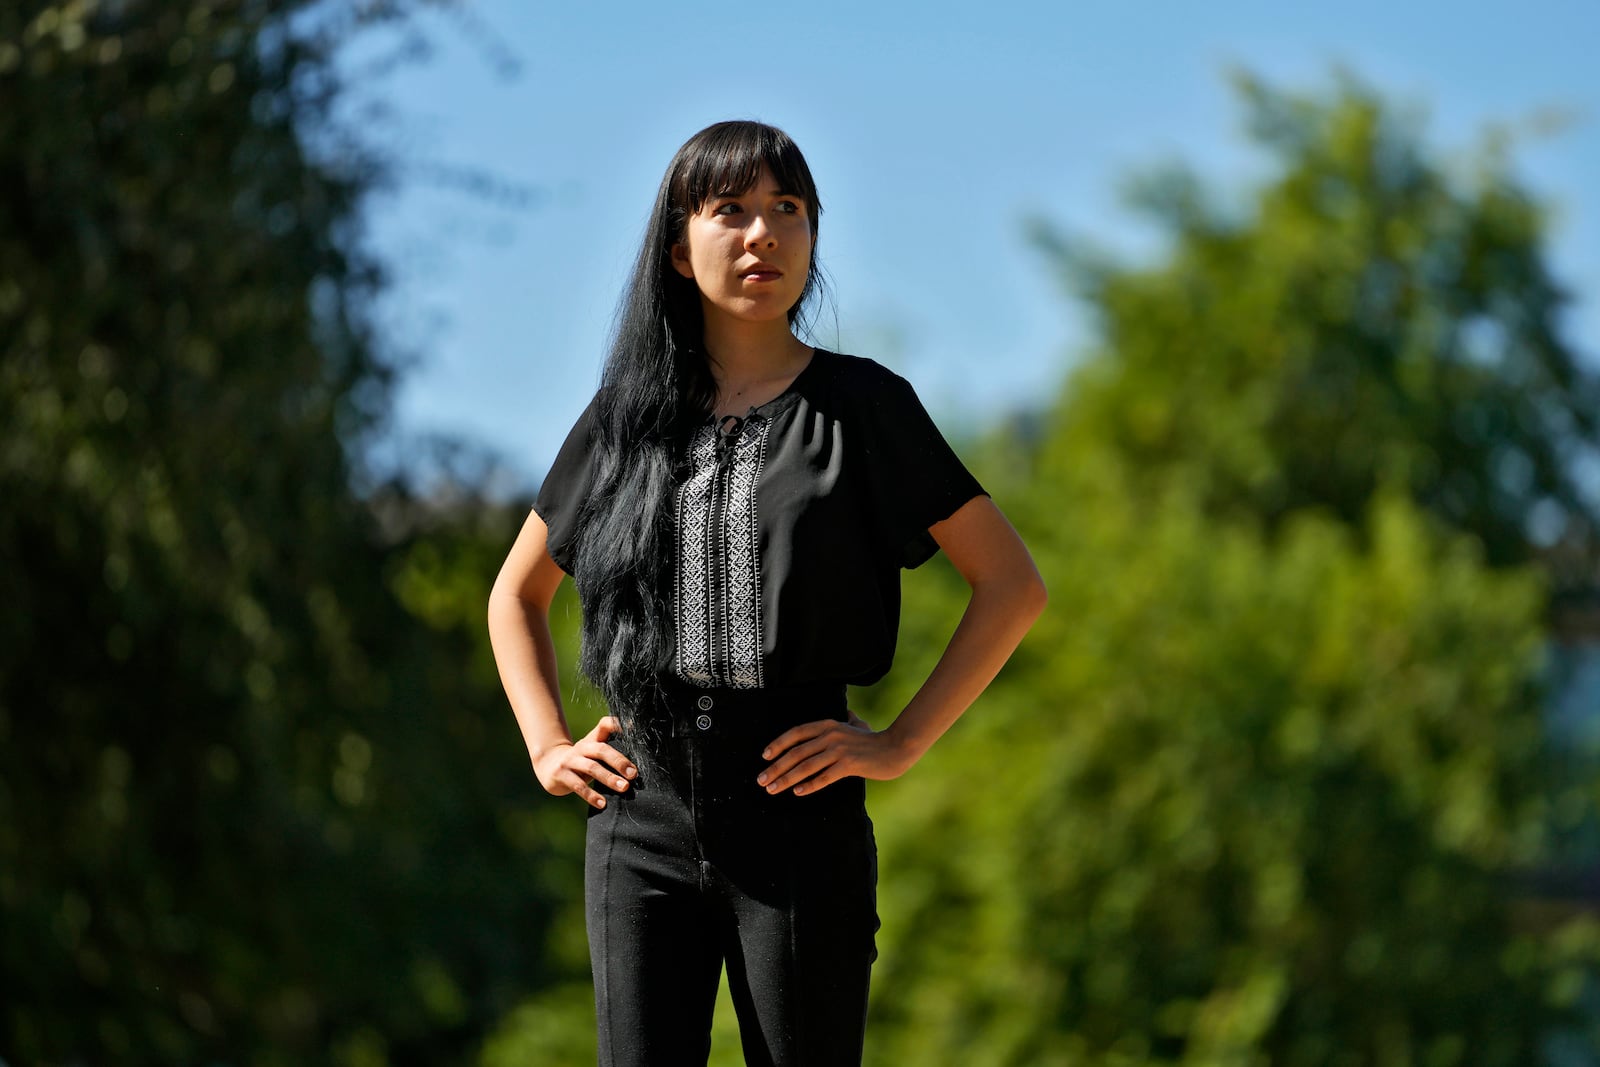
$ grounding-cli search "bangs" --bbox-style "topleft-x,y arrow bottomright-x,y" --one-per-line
674,122 -> 820,223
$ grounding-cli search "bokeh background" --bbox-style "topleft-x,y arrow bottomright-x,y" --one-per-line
6,1 -> 1600,1064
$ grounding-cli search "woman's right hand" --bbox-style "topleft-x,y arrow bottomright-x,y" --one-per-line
532,715 -> 638,809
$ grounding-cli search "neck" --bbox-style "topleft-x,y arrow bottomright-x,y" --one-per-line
699,311 -> 809,387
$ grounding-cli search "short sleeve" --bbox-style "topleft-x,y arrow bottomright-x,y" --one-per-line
533,395 -> 601,574
859,369 -> 989,569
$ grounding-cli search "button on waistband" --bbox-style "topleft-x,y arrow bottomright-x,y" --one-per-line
696,695 -> 714,711
695,713 -> 713,731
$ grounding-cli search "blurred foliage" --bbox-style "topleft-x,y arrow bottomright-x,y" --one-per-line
1024,66 -> 1600,589
865,476 -> 1569,1065
5,2 -> 1598,1063
843,67 -> 1600,1065
1,2 -> 586,1064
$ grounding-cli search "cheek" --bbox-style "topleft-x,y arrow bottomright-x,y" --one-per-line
692,227 -> 736,266
788,220 -> 815,258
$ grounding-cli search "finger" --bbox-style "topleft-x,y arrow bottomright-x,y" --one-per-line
761,720 -> 829,761
577,740 -> 637,781
567,754 -> 630,792
592,715 -> 621,741
539,775 -> 574,798
793,764 -> 845,796
757,733 -> 831,786
572,782 -> 610,809
766,750 -> 838,794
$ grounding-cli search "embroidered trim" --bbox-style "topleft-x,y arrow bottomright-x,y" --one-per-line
673,415 -> 769,688
675,427 -> 717,685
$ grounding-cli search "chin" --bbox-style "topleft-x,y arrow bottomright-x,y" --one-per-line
723,301 -> 798,323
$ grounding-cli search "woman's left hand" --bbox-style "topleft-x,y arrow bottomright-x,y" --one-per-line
757,710 -> 913,796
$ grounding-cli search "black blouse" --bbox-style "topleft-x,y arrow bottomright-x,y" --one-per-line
534,348 -> 988,689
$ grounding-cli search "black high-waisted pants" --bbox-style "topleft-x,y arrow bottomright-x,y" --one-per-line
585,677 -> 880,1067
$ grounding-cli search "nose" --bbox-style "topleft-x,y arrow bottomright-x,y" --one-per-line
745,210 -> 776,250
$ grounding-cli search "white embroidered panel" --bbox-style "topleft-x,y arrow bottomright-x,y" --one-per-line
675,427 -> 716,685
673,416 -> 769,688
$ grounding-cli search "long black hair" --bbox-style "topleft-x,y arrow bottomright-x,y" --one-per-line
569,120 -> 829,745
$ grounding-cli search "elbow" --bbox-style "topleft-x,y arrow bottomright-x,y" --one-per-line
975,566 -> 1047,624
486,590 -> 501,635
486,581 -> 517,630
1022,570 -> 1048,622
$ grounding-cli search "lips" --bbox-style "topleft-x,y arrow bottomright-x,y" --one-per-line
739,263 -> 783,281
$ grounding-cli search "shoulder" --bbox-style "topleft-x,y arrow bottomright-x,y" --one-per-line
555,390 -> 606,454
540,392 -> 604,486
814,350 -> 921,407
820,349 -> 904,387
803,351 -> 958,469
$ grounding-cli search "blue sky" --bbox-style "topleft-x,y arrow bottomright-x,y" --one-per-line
338,0 -> 1600,497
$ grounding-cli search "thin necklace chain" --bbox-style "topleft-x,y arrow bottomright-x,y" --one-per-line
709,350 -> 813,421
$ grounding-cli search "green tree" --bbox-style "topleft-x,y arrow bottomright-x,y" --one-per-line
853,68 -> 1600,1065
868,476 -> 1585,1066
1,4 -> 580,1064
1026,67 -> 1600,586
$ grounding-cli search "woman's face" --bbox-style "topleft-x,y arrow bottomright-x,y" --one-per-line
669,164 -> 813,329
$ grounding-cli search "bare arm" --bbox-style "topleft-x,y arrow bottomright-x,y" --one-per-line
757,494 -> 1047,795
487,508 -> 636,808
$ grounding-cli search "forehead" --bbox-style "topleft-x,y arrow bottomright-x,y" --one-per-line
682,141 -> 812,203
709,164 -> 791,198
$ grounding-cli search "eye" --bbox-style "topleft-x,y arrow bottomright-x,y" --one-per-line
713,201 -> 742,216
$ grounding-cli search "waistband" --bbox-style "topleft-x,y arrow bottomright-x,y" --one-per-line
653,676 -> 849,738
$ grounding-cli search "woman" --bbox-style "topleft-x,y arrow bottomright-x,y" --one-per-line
488,119 -> 1046,1066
